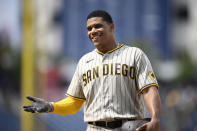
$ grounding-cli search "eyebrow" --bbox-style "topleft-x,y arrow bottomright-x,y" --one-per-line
87,23 -> 103,30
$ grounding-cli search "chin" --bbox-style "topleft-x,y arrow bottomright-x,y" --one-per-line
92,41 -> 103,47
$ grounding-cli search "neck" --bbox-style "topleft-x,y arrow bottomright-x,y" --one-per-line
96,41 -> 117,54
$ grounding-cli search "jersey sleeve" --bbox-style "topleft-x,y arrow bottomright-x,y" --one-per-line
66,61 -> 86,100
135,49 -> 159,93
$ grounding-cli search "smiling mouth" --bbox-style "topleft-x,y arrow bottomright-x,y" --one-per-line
91,33 -> 102,41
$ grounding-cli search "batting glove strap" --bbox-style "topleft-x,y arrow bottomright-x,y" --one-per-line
48,102 -> 54,112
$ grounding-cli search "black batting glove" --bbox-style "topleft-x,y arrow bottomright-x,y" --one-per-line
23,96 -> 53,113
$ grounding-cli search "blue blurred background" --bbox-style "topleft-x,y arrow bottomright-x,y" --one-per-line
0,0 -> 197,131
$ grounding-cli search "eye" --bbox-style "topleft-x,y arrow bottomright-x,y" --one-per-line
87,26 -> 92,31
94,24 -> 102,29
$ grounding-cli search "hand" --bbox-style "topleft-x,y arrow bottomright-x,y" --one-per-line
23,96 -> 53,113
136,119 -> 160,131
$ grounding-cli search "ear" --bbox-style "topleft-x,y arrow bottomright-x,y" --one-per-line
110,23 -> 114,32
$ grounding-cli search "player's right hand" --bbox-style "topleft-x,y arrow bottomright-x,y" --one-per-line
23,96 -> 53,113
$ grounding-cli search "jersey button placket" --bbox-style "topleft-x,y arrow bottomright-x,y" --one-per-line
102,54 -> 108,62
102,53 -> 108,115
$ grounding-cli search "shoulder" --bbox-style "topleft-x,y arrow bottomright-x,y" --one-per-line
123,44 -> 144,56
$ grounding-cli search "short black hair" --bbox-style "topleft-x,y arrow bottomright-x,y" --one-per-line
87,10 -> 113,24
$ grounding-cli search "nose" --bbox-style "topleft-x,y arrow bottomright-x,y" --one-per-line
91,27 -> 97,34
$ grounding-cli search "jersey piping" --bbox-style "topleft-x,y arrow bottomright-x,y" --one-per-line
138,83 -> 159,94
66,93 -> 86,101
96,44 -> 124,55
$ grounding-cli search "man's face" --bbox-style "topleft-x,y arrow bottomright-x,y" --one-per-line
86,17 -> 114,47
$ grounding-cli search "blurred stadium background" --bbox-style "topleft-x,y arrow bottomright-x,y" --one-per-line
0,0 -> 197,131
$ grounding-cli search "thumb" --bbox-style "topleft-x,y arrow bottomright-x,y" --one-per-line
136,124 -> 147,131
26,96 -> 41,102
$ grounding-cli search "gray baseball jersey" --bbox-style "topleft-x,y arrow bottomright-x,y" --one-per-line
67,44 -> 159,122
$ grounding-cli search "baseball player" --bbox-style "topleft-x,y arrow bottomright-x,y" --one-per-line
23,10 -> 161,131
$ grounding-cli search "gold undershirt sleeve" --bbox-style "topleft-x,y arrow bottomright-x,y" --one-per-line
50,96 -> 85,115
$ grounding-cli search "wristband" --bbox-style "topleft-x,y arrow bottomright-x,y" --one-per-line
49,102 -> 54,112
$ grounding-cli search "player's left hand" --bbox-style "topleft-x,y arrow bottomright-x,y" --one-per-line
136,119 -> 160,131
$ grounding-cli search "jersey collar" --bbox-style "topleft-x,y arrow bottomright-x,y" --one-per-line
96,44 -> 124,55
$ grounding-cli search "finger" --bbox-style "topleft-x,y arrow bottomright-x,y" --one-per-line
30,107 -> 40,113
136,124 -> 147,131
23,105 -> 33,108
23,106 -> 29,108
24,107 -> 35,113
24,108 -> 34,113
23,105 -> 38,112
26,96 -> 40,102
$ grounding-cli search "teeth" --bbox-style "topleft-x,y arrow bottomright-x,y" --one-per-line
92,35 -> 99,40
91,32 -> 102,41
92,33 -> 102,39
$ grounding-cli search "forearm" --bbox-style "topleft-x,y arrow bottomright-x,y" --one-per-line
51,96 -> 85,115
143,86 -> 161,121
